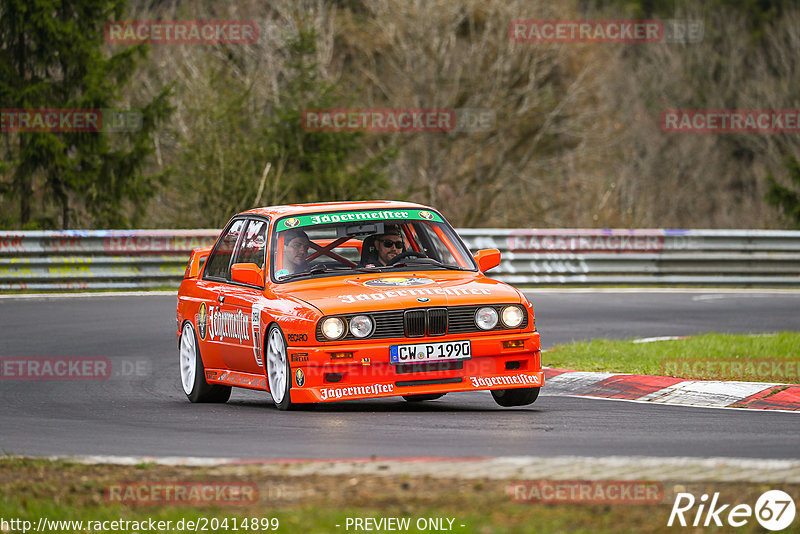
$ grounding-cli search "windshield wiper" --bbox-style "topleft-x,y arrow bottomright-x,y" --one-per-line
390,258 -> 463,270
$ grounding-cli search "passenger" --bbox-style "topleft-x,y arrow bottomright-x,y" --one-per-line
283,229 -> 310,274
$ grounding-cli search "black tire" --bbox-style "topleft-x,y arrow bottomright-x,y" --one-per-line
491,387 -> 540,407
265,324 -> 294,410
179,322 -> 231,403
402,393 -> 446,402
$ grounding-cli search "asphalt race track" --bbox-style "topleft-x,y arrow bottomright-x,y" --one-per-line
0,290 -> 798,460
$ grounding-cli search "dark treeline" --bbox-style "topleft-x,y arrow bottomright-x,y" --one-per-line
1,0 -> 798,229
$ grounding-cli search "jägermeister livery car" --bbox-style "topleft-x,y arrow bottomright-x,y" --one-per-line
176,201 -> 543,410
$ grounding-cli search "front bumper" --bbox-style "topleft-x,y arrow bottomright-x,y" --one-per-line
288,331 -> 543,403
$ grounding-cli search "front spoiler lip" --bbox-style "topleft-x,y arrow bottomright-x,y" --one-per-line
289,370 -> 544,403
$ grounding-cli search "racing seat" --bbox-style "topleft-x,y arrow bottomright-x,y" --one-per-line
359,235 -> 380,266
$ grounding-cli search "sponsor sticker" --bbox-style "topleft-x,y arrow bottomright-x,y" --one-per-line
207,306 -> 250,343
364,277 -> 434,288
211,371 -> 266,389
275,209 -> 444,231
197,302 -> 207,340
339,285 -> 491,304
469,374 -> 541,388
319,383 -> 395,401
251,303 -> 265,367
295,368 -> 305,387
291,353 -> 309,363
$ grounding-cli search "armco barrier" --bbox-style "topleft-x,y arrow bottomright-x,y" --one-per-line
0,229 -> 799,290
0,230 -> 218,291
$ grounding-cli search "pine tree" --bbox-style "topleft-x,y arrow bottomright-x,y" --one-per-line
0,0 -> 171,228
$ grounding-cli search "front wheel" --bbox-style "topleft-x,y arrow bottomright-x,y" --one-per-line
179,322 -> 231,403
491,387 -> 539,407
265,324 -> 293,410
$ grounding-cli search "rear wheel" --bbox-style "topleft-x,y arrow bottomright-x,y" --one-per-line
179,322 -> 231,403
265,324 -> 293,410
491,387 -> 539,407
402,393 -> 446,402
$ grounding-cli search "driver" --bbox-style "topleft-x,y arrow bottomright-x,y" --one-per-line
283,228 -> 310,274
374,225 -> 405,266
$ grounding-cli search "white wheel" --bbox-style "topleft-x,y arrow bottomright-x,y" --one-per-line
179,321 -> 231,403
266,324 -> 292,410
180,323 -> 197,395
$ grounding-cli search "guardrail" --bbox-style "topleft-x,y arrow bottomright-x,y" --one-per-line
1,229 -> 799,290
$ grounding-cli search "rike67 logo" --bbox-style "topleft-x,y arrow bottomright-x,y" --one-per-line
668,490 -> 796,531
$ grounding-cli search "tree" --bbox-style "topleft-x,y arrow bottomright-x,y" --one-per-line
0,0 -> 171,228
765,156 -> 800,228
175,25 -> 393,228
268,27 -> 393,204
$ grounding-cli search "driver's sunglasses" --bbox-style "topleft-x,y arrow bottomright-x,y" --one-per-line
381,239 -> 404,249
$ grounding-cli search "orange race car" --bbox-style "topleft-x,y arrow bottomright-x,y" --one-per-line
176,201 -> 543,410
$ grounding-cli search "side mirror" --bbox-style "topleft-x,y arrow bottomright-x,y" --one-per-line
231,263 -> 264,287
474,249 -> 501,272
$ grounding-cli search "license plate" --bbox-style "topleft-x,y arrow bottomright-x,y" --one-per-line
390,340 -> 471,364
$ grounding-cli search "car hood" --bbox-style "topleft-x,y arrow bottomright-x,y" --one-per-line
272,271 -> 522,315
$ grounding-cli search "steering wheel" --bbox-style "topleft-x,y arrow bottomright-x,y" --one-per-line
388,250 -> 427,265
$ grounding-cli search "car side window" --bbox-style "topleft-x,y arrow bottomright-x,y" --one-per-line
235,219 -> 268,270
204,219 -> 246,280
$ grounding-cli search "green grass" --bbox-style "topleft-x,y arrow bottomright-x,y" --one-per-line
2,458 -> 797,534
544,332 -> 800,383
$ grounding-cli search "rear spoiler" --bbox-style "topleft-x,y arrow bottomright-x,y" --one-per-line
184,246 -> 212,279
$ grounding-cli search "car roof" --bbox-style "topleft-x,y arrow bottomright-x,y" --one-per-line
240,200 -> 435,219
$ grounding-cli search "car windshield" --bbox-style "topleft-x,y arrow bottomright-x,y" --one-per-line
270,208 -> 476,282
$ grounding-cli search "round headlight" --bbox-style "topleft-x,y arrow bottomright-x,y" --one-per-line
321,317 -> 345,340
475,307 -> 498,330
349,315 -> 374,338
501,306 -> 524,328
